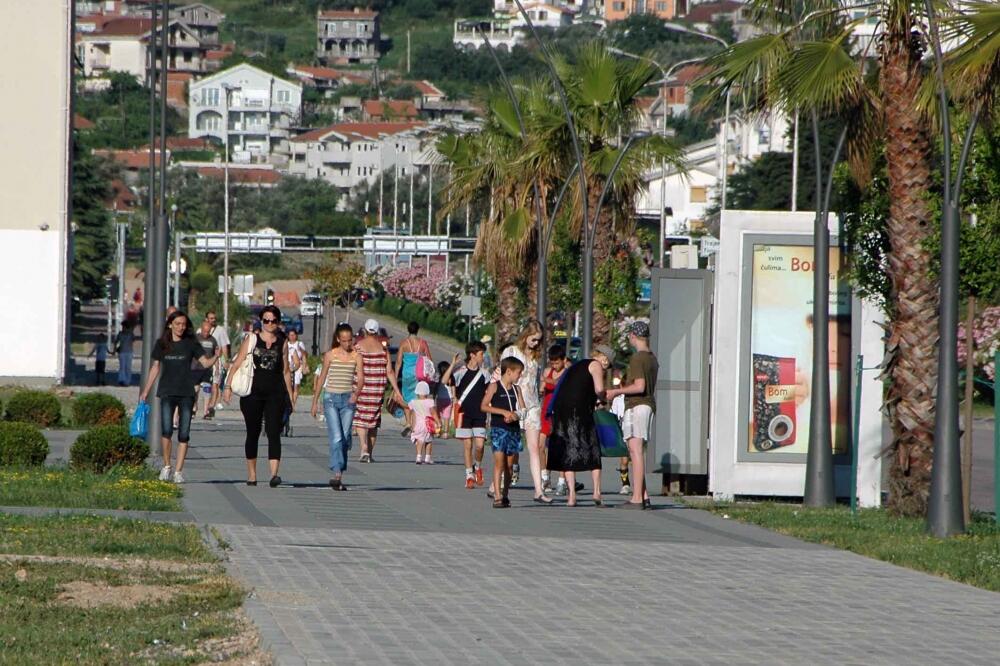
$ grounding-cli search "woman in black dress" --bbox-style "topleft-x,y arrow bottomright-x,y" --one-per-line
546,357 -> 606,506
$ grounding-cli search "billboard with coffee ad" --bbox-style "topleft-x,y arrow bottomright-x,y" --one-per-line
747,244 -> 850,456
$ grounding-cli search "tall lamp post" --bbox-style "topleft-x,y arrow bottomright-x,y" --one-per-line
221,83 -> 239,336
580,131 -> 650,355
662,23 -> 731,211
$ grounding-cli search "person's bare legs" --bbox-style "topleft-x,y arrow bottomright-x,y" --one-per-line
356,426 -> 369,459
565,471 -> 577,506
174,442 -> 189,473
523,427 -> 546,499
627,437 -> 648,504
269,458 -> 280,477
492,450 -> 508,504
161,436 -> 172,470
463,437 -> 473,469
246,458 -> 257,483
368,428 -> 378,459
591,468 -> 602,503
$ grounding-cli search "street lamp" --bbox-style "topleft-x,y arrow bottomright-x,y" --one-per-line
221,83 -> 240,336
581,130 -> 651,357
662,23 -> 731,211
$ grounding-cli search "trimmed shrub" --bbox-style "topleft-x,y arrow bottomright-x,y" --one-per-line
70,425 -> 150,473
4,390 -> 61,427
0,421 -> 49,466
72,393 -> 127,427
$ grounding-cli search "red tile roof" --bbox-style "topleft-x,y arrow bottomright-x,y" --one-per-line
106,179 -> 138,212
93,148 -> 170,170
669,64 -> 710,86
363,99 -> 418,119
406,80 -> 445,98
684,1 -> 742,23
318,9 -> 379,19
206,49 -> 229,61
196,166 -> 282,185
74,113 -> 95,130
291,121 -> 425,143
291,64 -> 344,80
92,17 -> 153,37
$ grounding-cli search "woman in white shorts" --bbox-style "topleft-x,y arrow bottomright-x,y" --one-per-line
499,319 -> 550,503
287,330 -> 307,407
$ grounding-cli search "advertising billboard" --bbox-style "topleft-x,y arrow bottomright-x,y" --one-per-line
745,243 -> 851,458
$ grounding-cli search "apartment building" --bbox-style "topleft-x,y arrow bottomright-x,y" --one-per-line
316,8 -> 381,65
604,0 -> 687,23
172,3 -> 224,46
76,16 -> 211,79
188,63 -> 303,165
288,122 -> 426,195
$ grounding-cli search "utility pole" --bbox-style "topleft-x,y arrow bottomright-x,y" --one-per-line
141,0 -> 158,385
406,30 -> 411,74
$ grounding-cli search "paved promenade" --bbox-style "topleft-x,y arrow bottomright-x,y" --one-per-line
107,407 -> 998,666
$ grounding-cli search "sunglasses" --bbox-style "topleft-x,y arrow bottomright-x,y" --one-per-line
261,318 -> 278,324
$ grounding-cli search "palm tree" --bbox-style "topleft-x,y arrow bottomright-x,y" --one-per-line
697,0 -> 966,516
439,44 -> 684,345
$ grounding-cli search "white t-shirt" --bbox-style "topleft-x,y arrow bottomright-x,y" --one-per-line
210,326 -> 231,357
500,345 -> 540,409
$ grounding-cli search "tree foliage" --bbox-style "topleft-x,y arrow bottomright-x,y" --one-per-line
71,140 -> 115,301
75,72 -> 183,150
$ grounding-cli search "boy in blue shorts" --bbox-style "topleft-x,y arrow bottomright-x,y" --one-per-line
482,356 -> 524,508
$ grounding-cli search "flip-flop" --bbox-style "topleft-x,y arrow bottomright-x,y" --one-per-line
618,501 -> 646,510
533,496 -> 553,504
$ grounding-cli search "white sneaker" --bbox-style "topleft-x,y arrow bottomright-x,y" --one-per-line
423,456 -> 433,465
415,455 -> 423,465
619,484 -> 632,495
172,471 -> 185,484
158,465 -> 172,481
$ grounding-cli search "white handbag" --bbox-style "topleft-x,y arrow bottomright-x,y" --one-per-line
229,334 -> 257,397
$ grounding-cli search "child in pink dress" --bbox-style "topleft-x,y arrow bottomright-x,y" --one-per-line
409,381 -> 440,464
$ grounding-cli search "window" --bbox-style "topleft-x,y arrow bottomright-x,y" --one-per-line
183,51 -> 192,63
656,1 -> 667,10
276,89 -> 290,104
612,1 -> 625,10
690,186 -> 707,203
195,110 -> 222,131
201,87 -> 220,106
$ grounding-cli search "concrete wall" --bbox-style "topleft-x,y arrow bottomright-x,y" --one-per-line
0,1 -> 73,382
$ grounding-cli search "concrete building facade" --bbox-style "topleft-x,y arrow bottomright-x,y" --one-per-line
0,2 -> 73,382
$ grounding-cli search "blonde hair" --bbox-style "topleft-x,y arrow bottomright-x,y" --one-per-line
515,319 -> 543,362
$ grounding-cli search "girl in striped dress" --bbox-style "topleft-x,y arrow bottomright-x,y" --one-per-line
353,318 -> 403,463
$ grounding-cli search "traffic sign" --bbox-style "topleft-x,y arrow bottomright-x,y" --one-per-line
699,236 -> 721,257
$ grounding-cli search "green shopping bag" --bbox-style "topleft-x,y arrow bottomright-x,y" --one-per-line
594,409 -> 628,457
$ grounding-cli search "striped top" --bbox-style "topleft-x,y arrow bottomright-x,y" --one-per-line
325,355 -> 357,393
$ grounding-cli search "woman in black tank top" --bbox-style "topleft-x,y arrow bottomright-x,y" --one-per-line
224,305 -> 295,487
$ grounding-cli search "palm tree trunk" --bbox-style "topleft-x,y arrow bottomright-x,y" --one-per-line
880,29 -> 938,517
589,183 -> 617,345
495,270 -> 520,346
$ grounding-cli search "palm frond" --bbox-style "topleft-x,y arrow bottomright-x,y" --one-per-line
941,0 -> 1000,113
778,34 -> 865,113
695,33 -> 792,112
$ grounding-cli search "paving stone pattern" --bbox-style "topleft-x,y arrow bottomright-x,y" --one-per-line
160,414 -> 1000,665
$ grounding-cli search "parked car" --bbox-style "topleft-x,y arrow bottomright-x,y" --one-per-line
300,292 -> 323,317
281,315 -> 304,335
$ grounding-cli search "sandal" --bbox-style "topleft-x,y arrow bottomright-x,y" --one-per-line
492,499 -> 505,509
533,495 -> 553,504
501,496 -> 510,508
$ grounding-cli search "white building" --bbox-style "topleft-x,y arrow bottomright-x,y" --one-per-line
76,16 -> 212,80
718,110 -> 791,176
287,121 -> 427,196
637,140 -> 719,235
188,63 -> 303,165
453,17 -> 524,51
1,2 -> 73,382
509,2 -> 576,29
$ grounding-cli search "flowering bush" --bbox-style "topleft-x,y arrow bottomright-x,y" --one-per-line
357,263 -> 395,296
433,272 -> 475,312
613,316 -> 650,355
958,306 -> 1000,381
381,265 -> 447,305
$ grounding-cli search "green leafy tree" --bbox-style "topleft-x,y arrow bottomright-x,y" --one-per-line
71,141 -> 114,301
75,72 -> 183,150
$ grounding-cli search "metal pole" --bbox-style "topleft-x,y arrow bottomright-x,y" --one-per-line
963,296 -> 976,525
802,110 -> 834,507
393,159 -> 399,264
378,149 -> 384,227
141,0 -> 158,384
925,0 -> 964,537
791,110 -> 799,211
721,88 -> 730,213
409,162 -> 415,235
223,89 -> 231,335
427,163 -> 433,235
173,230 -> 181,308
582,134 -> 643,355
116,222 -> 127,333
851,354 -> 863,515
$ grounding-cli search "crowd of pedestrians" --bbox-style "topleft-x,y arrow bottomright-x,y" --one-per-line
136,302 -> 659,509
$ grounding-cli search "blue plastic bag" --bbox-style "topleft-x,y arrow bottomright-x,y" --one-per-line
130,400 -> 149,438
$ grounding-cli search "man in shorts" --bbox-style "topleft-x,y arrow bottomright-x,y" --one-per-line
193,317 -> 220,419
445,342 -> 490,489
606,321 -> 658,509
205,311 -> 230,418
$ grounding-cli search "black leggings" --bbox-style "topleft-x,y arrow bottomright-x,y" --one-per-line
240,393 -> 285,460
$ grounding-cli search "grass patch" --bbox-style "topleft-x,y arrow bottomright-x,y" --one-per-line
0,466 -> 182,512
693,501 -> 1000,592
0,515 -> 265,662
0,514 -> 212,561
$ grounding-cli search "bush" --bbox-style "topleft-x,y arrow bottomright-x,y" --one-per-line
72,393 -> 127,427
0,422 -> 49,466
70,425 -> 150,473
4,390 -> 61,427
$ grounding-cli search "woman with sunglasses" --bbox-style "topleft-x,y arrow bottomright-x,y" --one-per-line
498,319 -> 550,503
224,305 -> 295,487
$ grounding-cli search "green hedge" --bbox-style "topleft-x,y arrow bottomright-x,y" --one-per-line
4,390 -> 61,427
70,425 -> 150,473
366,296 -> 472,343
72,393 -> 127,427
0,422 -> 49,466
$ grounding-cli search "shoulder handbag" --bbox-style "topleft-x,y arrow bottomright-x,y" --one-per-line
229,334 -> 257,397
594,409 -> 628,457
